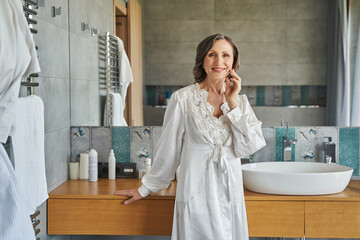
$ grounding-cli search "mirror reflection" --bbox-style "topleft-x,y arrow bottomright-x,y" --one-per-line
68,0 -> 359,127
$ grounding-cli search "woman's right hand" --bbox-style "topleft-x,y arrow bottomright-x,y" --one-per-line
114,188 -> 143,205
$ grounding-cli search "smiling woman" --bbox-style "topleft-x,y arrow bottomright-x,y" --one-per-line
115,33 -> 266,240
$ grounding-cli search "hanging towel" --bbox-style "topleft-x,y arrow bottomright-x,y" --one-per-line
10,95 -> 48,215
116,36 -> 134,105
104,92 -> 128,126
0,144 -> 35,239
103,36 -> 133,126
0,0 -> 41,144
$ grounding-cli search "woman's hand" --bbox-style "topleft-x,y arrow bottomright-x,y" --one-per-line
114,188 -> 143,205
225,69 -> 242,110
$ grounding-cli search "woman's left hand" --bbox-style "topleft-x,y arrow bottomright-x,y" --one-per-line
225,69 -> 241,110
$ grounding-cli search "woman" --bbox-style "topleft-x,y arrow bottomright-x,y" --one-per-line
115,33 -> 266,240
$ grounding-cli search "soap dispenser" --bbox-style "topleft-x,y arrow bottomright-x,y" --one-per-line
323,137 -> 336,163
108,149 -> 116,180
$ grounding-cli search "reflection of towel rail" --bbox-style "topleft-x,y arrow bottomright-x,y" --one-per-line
22,0 -> 40,96
99,32 -> 120,126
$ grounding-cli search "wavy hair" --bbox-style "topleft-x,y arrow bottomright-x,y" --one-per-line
193,33 -> 240,83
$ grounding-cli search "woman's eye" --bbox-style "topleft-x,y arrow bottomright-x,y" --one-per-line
223,54 -> 230,58
208,53 -> 215,57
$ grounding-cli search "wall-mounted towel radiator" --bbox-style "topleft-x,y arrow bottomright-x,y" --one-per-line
99,32 -> 120,126
21,0 -> 40,96
21,1 -> 41,239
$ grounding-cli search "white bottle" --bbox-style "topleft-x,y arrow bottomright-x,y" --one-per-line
108,149 -> 116,180
145,158 -> 152,174
88,149 -> 98,182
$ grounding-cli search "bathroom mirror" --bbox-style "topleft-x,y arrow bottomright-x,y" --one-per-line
68,0 -> 359,127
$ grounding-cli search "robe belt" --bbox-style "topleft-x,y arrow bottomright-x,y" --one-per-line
210,145 -> 232,201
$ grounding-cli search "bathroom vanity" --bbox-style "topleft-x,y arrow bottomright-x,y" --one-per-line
48,179 -> 360,238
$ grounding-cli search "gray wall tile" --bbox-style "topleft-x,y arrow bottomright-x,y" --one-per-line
91,127 -> 111,162
215,0 -> 286,21
36,77 -> 70,133
34,18 -> 70,79
287,20 -> 327,42
286,0 -> 329,20
144,20 -> 214,42
252,127 -> 275,162
69,33 -> 99,81
286,64 -> 327,85
70,127 -> 90,162
36,0 -> 69,30
144,0 -> 214,20
295,127 -> 317,162
131,127 -> 152,171
45,127 -> 70,192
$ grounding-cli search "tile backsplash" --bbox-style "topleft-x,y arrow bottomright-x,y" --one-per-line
71,126 -> 360,178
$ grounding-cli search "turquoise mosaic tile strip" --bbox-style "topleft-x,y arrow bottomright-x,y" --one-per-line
339,128 -> 359,175
112,127 -> 130,163
282,86 -> 291,106
275,127 -> 296,161
256,86 -> 265,106
301,86 -> 309,105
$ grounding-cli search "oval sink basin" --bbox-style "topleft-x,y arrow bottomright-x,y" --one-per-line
242,162 -> 353,195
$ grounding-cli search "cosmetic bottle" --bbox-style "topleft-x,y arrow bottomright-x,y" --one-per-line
323,137 -> 336,164
108,149 -> 116,180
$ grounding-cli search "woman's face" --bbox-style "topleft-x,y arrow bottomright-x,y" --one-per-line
203,39 -> 234,82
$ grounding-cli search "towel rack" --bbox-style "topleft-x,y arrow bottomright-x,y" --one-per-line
21,0 -> 40,96
99,32 -> 120,126
30,210 -> 41,240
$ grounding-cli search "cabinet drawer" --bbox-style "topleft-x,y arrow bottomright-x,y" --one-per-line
246,201 -> 304,238
305,202 -> 360,238
48,199 -> 174,235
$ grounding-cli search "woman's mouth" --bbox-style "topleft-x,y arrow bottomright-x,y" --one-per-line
212,67 -> 226,73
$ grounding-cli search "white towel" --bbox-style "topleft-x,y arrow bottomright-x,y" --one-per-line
104,92 -> 128,126
103,36 -> 133,126
116,36 -> 134,105
10,95 -> 48,215
0,144 -> 35,239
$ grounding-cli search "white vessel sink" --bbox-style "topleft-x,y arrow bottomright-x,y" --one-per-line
242,162 -> 353,195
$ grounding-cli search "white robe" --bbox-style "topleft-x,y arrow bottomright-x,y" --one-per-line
138,83 -> 266,240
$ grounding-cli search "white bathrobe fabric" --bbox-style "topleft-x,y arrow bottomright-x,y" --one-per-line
0,0 -> 40,238
0,0 -> 40,144
0,145 -> 35,240
138,83 -> 266,240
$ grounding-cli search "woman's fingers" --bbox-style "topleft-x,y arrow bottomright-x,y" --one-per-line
114,188 -> 143,205
114,189 -> 131,196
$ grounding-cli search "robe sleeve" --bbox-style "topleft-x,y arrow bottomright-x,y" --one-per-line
138,92 -> 185,197
226,94 -> 266,158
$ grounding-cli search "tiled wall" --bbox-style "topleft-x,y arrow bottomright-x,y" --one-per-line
143,0 -> 328,87
71,126 -> 360,178
147,85 -> 327,107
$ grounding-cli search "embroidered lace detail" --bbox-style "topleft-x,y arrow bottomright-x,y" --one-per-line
191,83 -> 231,145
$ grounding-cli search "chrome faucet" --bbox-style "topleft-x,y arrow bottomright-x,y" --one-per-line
282,121 -> 297,161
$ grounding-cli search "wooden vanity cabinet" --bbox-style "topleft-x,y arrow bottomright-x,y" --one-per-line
48,179 -> 360,237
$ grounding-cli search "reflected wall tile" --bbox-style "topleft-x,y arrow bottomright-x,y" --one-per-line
273,86 -> 283,106
295,127 -> 317,162
256,86 -> 265,106
264,86 -> 274,106
275,127 -> 295,161
91,127 -> 111,163
315,127 -> 338,163
70,127 -> 90,162
339,128 -> 359,175
282,86 -> 291,106
252,127 -> 275,162
290,86 -> 301,105
112,127 -> 130,163
131,127 -> 152,171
